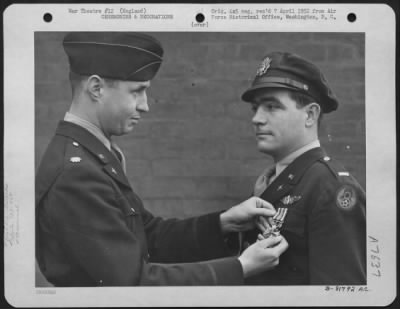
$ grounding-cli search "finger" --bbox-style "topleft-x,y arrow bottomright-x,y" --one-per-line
255,221 -> 266,234
258,235 -> 283,248
255,197 -> 275,211
255,197 -> 263,208
255,216 -> 269,232
272,236 -> 289,255
252,207 -> 276,218
267,216 -> 275,227
259,216 -> 272,230
257,233 -> 265,241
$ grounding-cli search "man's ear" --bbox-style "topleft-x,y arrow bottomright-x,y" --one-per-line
305,103 -> 321,127
85,75 -> 104,101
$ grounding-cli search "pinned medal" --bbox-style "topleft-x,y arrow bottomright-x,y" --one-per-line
256,57 -> 272,76
262,207 -> 288,238
70,157 -> 82,163
280,195 -> 302,206
336,185 -> 357,210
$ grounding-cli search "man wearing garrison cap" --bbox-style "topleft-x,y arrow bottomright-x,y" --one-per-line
35,33 -> 288,287
241,52 -> 366,285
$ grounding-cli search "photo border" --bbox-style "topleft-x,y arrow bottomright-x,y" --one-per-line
3,3 -> 397,307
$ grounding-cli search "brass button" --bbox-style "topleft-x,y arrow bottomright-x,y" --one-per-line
70,157 -> 81,163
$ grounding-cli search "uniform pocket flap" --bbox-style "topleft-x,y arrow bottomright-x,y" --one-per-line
281,208 -> 305,236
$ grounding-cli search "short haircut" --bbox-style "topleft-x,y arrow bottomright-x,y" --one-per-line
288,90 -> 323,126
68,71 -> 120,97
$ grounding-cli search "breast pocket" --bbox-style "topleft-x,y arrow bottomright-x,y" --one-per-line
279,205 -> 306,238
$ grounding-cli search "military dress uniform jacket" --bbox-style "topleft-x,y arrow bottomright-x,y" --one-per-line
244,147 -> 366,285
36,121 -> 242,287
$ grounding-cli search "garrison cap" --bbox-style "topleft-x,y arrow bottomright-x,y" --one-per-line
63,32 -> 163,81
241,52 -> 338,113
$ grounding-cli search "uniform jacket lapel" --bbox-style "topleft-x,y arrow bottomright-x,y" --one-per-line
56,121 -> 131,188
260,147 -> 327,204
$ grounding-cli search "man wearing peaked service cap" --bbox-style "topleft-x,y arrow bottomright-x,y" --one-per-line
242,52 -> 339,113
241,51 -> 366,285
35,32 -> 288,287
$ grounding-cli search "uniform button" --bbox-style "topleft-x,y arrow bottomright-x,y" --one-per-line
323,156 -> 330,161
70,156 -> 82,163
72,141 -> 79,147
99,279 -> 103,284
143,253 -> 150,263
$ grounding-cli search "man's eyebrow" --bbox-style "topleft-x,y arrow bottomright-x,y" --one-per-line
130,84 -> 149,91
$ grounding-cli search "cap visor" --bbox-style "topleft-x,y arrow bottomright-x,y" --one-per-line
241,82 -> 299,102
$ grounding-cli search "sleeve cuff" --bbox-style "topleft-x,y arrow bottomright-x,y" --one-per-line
205,257 -> 244,285
195,211 -> 238,257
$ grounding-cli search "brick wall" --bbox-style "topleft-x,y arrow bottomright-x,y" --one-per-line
35,32 -> 365,220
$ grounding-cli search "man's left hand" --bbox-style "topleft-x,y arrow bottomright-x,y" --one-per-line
220,197 -> 276,234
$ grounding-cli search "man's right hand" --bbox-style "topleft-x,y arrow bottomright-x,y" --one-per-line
238,235 -> 289,278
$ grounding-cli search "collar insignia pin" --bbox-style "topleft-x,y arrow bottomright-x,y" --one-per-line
281,195 -> 302,206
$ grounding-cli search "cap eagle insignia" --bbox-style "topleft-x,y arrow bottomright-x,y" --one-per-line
256,57 -> 272,77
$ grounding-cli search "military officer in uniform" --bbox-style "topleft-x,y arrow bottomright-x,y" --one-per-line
241,51 -> 366,285
35,32 -> 289,287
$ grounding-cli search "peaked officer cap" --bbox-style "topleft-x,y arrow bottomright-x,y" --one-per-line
63,32 -> 163,81
241,52 -> 338,113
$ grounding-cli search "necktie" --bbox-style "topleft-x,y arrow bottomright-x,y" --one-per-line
240,165 -> 276,253
253,165 -> 276,197
111,142 -> 127,173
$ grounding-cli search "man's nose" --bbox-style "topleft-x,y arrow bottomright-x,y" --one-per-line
137,92 -> 149,112
252,106 -> 265,125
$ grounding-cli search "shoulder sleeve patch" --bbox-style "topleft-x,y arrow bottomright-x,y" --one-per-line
336,184 -> 357,210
